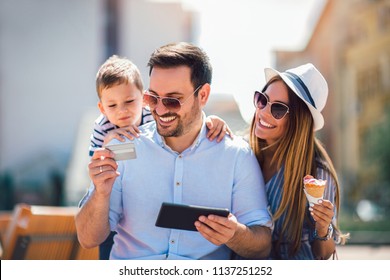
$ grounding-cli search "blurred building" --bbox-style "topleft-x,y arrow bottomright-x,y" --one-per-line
0,0 -> 198,208
273,0 -> 390,211
204,93 -> 249,135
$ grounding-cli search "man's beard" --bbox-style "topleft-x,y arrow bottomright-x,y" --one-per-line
156,114 -> 184,137
153,101 -> 201,138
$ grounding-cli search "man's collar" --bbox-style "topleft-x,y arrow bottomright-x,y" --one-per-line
154,111 -> 207,154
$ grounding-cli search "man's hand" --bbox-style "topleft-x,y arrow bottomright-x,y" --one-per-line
77,147 -> 118,249
194,213 -> 237,245
88,148 -> 119,197
195,213 -> 271,259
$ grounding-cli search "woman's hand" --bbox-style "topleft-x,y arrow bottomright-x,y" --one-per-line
310,199 -> 337,260
310,199 -> 334,237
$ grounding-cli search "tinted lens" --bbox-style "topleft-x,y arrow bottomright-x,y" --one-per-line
254,91 -> 289,120
254,91 -> 267,109
144,94 -> 181,112
144,94 -> 158,106
161,98 -> 181,111
270,103 -> 288,119
258,93 -> 268,109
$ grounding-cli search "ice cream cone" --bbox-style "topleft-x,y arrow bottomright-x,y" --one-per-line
303,175 -> 326,205
304,184 -> 325,198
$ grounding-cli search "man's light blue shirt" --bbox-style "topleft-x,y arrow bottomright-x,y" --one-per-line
83,120 -> 271,260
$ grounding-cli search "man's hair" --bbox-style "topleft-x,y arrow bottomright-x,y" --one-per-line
96,55 -> 144,99
147,42 -> 212,92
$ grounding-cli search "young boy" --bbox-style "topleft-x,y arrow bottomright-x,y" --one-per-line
88,55 -> 232,259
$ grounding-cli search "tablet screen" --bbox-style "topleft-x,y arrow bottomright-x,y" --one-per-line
155,202 -> 230,231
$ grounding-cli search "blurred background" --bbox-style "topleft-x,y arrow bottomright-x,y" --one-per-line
0,0 -> 389,259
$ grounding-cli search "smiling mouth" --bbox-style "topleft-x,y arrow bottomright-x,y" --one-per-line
159,115 -> 177,123
259,118 -> 275,128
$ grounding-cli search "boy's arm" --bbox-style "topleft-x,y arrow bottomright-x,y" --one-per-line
89,120 -> 106,156
205,115 -> 234,142
103,125 -> 140,145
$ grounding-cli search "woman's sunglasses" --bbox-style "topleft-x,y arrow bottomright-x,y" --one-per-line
144,84 -> 203,113
253,91 -> 290,120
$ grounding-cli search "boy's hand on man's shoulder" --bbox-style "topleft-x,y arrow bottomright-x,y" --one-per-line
103,126 -> 140,145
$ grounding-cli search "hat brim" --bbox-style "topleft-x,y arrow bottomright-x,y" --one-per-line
264,67 -> 324,131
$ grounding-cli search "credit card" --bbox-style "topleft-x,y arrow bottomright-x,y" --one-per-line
104,142 -> 137,161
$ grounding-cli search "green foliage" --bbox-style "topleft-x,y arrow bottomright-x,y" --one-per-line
367,110 -> 390,181
339,212 -> 390,231
356,109 -> 390,217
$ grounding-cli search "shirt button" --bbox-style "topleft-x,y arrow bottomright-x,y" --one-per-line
176,182 -> 181,186
170,240 -> 175,244
178,155 -> 182,158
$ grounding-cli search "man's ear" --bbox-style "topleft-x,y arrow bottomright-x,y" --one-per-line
197,83 -> 211,108
142,90 -> 148,108
98,101 -> 105,115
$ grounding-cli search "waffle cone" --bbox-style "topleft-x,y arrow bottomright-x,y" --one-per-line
304,183 -> 325,198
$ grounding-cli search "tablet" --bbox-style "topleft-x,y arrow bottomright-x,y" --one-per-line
155,202 -> 230,231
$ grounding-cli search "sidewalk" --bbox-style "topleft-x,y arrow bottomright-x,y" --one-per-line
336,244 -> 390,260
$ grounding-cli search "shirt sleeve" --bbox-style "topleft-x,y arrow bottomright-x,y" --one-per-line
78,182 -> 95,208
89,120 -> 105,156
140,107 -> 154,125
108,159 -> 124,231
232,142 -> 273,229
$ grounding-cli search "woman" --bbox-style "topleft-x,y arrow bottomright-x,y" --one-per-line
249,63 -> 348,259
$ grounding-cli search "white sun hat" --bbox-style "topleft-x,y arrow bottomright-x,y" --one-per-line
264,63 -> 328,131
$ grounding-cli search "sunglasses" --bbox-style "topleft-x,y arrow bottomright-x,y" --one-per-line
144,84 -> 203,113
253,91 -> 290,120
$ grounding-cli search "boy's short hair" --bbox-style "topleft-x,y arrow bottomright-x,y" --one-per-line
96,55 -> 144,99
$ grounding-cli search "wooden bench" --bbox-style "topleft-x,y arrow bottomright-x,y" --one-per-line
1,204 -> 98,260
0,211 -> 12,258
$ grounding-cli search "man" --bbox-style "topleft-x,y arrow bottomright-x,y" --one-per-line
75,42 -> 272,259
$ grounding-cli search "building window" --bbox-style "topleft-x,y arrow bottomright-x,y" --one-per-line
356,64 -> 381,102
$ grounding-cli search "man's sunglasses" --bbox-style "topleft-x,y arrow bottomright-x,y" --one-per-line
144,84 -> 203,113
253,91 -> 290,120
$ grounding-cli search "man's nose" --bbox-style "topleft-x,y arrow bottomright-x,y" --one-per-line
155,99 -> 169,115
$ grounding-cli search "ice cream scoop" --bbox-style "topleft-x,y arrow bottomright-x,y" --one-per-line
303,175 -> 326,205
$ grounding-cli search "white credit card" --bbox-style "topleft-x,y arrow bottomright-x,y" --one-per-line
104,142 -> 137,161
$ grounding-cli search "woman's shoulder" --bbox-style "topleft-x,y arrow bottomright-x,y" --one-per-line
314,158 -> 335,185
315,155 -> 329,172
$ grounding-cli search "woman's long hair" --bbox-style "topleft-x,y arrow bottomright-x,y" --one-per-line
250,77 -> 347,256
